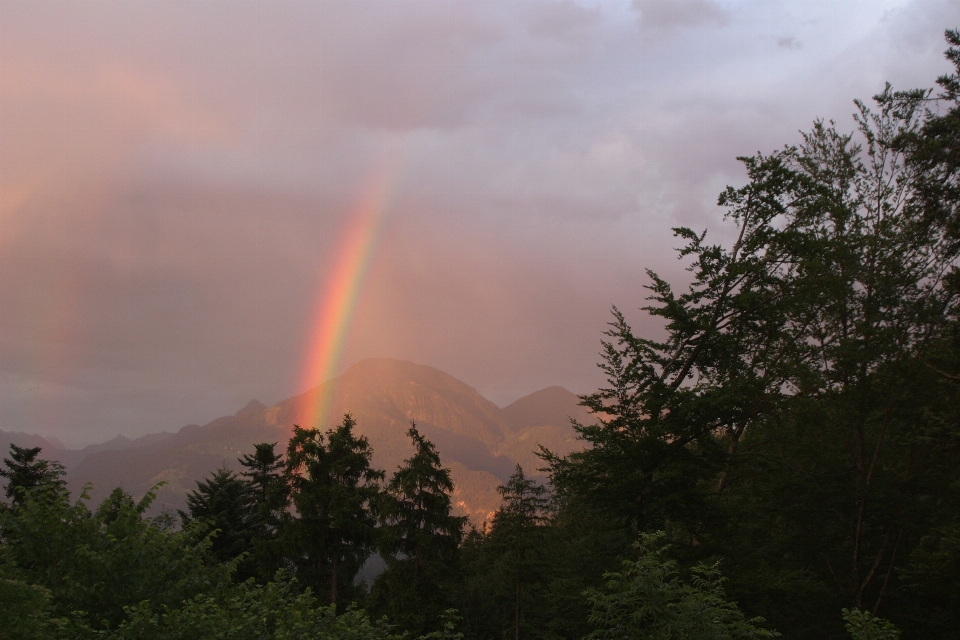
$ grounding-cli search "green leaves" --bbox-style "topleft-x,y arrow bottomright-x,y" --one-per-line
110,575 -> 401,640
181,468 -> 258,567
537,27 -> 960,640
584,532 -> 778,640
0,577 -> 55,640
842,608 -> 901,640
0,480 -> 229,630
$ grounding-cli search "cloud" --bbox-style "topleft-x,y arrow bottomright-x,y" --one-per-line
526,1 -> 602,39
0,0 -> 954,445
777,35 -> 802,49
633,0 -> 730,34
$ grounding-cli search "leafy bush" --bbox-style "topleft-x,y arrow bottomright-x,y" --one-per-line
842,608 -> 901,640
584,532 -> 779,640
110,575 -> 399,640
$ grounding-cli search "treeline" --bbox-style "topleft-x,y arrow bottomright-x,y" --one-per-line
4,28 -> 960,640
0,419 -> 783,640
0,420 -> 469,639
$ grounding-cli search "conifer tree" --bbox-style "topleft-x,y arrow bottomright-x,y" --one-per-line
239,442 -> 287,525
238,442 -> 288,581
180,467 -> 257,570
285,414 -> 384,606
476,465 -> 551,640
372,422 -> 467,635
0,445 -> 66,507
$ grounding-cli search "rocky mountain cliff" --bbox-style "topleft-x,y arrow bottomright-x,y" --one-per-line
8,359 -> 592,523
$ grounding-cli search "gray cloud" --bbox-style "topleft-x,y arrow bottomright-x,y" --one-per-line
777,36 -> 801,49
0,0 -> 954,446
634,0 -> 730,33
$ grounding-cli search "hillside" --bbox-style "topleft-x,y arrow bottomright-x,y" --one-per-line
39,359 -> 591,523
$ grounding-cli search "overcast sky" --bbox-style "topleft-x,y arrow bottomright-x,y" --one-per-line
1,0 -> 958,446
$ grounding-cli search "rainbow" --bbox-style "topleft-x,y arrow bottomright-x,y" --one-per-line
298,163 -> 399,430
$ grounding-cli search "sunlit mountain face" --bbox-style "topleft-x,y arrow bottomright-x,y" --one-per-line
2,359 -> 592,523
0,1 -> 953,450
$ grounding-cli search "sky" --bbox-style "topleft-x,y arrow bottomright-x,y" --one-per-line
1,0 -> 958,447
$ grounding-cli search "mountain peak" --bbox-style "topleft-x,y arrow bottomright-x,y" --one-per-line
236,399 -> 267,417
63,361 -> 586,524
502,385 -> 591,431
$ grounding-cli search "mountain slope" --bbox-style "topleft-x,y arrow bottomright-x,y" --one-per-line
498,385 -> 591,474
57,359 -> 588,522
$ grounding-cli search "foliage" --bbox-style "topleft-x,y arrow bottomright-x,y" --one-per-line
107,574 -> 401,640
239,442 -> 288,532
537,28 -> 960,640
0,444 -> 66,507
238,442 -> 289,583
415,609 -> 465,640
284,414 -> 384,605
180,467 -> 258,569
0,481 -> 229,631
583,532 -> 778,640
842,608 -> 901,640
371,423 -> 467,636
0,575 -> 56,640
0,443 -> 471,640
456,466 -> 554,640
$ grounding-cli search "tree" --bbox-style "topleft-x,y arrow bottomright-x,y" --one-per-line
842,608 -> 901,640
285,414 -> 384,606
180,467 -> 258,575
584,532 -> 778,640
467,465 -> 552,640
542,30 -> 960,639
371,422 -> 467,635
239,442 -> 288,529
894,29 -> 960,255
717,85 -> 959,634
541,146 -> 802,536
0,574 -> 56,640
0,445 -> 66,507
0,482 -> 228,630
239,442 -> 289,582
108,574 -> 403,640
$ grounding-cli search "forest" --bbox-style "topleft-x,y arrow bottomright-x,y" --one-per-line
3,28 -> 960,640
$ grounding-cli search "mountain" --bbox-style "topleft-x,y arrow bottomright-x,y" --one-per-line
0,430 -> 65,460
21,359 -> 591,523
498,385 -> 592,474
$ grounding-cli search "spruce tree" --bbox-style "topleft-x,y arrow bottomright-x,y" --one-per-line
180,467 -> 257,571
0,445 -> 66,507
238,442 -> 288,582
371,422 -> 467,635
285,414 -> 384,606
239,442 -> 287,525
460,466 -> 552,640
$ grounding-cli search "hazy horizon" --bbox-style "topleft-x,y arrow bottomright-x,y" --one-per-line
2,0 -> 958,447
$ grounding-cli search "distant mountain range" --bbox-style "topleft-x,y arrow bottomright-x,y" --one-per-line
1,359 -> 593,523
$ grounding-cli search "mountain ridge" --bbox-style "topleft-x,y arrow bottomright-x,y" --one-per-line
7,359 -> 593,522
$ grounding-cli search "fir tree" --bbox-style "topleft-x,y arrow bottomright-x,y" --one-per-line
239,442 -> 287,525
238,442 -> 288,582
180,467 -> 257,570
0,445 -> 66,507
472,465 -> 551,640
372,422 -> 467,635
285,414 -> 384,606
